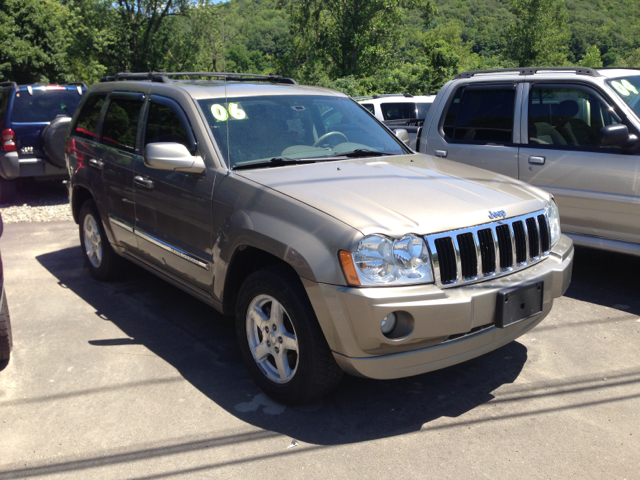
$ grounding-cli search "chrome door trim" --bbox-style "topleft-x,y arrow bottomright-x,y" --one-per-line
109,215 -> 134,233
134,228 -> 210,270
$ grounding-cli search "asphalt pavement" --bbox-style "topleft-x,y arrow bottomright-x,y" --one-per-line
0,221 -> 638,479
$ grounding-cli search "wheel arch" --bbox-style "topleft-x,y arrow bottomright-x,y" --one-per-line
221,245 -> 302,317
71,185 -> 93,224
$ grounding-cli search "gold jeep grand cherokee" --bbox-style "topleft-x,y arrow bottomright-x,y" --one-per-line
66,71 -> 574,404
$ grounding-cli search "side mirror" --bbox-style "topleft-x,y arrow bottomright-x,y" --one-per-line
599,124 -> 633,147
395,129 -> 410,146
144,142 -> 205,174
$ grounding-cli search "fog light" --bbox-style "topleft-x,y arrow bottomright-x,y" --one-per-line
381,313 -> 397,334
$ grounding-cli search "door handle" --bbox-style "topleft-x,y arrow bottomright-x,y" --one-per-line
528,156 -> 546,165
134,175 -> 154,189
434,149 -> 448,158
88,158 -> 104,169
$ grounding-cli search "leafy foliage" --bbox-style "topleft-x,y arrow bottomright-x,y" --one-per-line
0,0 -> 639,93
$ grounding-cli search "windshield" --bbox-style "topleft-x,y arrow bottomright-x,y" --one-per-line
198,95 -> 405,168
606,76 -> 640,117
10,89 -> 83,123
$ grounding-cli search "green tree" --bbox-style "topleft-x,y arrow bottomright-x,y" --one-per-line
0,0 -> 72,83
282,0 -> 436,81
504,0 -> 571,67
578,44 -> 602,68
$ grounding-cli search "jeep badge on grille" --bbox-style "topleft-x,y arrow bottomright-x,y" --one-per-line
488,210 -> 506,219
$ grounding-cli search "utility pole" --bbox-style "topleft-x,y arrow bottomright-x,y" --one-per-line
222,18 -> 226,72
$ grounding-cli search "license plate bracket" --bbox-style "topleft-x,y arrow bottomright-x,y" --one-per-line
495,281 -> 543,328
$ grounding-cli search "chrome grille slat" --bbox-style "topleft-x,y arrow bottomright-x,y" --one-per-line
427,208 -> 551,289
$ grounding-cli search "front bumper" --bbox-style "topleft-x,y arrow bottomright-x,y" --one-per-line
303,235 -> 573,380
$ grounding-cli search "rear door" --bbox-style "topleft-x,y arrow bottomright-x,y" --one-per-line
9,86 -> 84,160
518,82 -> 640,244
133,95 -> 215,292
97,92 -> 146,252
425,82 -> 522,178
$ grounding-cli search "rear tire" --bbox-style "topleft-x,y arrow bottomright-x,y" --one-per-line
79,199 -> 124,281
235,265 -> 343,404
0,178 -> 16,204
0,288 -> 12,362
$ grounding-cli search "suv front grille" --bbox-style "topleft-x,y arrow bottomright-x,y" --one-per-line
426,209 -> 551,287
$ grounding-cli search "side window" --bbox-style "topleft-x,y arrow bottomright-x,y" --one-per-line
361,103 -> 375,114
144,102 -> 191,151
101,98 -> 143,154
442,86 -> 516,143
529,85 -> 618,148
381,103 -> 417,120
0,90 -> 10,127
72,94 -> 106,141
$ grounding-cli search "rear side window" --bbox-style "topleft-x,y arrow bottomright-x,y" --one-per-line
381,103 -> 417,120
10,89 -> 83,123
73,95 -> 106,141
144,103 -> 191,150
442,86 -> 516,143
0,90 -> 10,127
361,103 -> 375,114
417,103 -> 431,118
101,99 -> 143,154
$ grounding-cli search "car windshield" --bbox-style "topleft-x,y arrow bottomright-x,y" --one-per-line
10,89 -> 83,123
198,95 -> 405,168
606,76 -> 640,117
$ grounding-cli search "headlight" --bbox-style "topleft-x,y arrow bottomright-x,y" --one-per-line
546,200 -> 561,246
340,234 -> 434,286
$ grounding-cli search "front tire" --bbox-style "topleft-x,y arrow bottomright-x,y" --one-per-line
235,265 -> 343,404
79,199 -> 124,281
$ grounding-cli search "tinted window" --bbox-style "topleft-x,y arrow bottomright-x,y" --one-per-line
10,89 -> 83,123
101,99 -> 143,154
416,103 -> 431,118
0,90 -> 10,127
73,95 -> 106,141
381,103 -> 417,120
442,87 -> 515,143
361,103 -> 375,114
144,103 -> 191,150
529,86 -> 618,148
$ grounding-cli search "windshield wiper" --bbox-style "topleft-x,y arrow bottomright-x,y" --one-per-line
233,157 -> 319,170
332,149 -> 395,158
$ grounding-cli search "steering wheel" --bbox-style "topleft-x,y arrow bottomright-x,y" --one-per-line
312,131 -> 348,147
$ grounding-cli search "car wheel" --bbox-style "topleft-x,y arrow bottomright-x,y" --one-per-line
0,178 -> 16,204
235,265 -> 343,404
79,199 -> 124,281
0,288 -> 12,362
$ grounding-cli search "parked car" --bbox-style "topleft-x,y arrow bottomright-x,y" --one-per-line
66,71 -> 573,404
0,82 -> 87,203
0,213 -> 12,364
356,94 -> 436,125
418,67 -> 640,256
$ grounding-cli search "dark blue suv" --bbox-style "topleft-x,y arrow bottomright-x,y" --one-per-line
0,82 -> 86,203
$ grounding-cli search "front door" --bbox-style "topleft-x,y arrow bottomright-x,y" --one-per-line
133,95 -> 215,292
519,82 -> 640,244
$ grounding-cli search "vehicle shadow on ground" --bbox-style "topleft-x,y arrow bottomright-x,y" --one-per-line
564,246 -> 640,317
37,246 -> 528,446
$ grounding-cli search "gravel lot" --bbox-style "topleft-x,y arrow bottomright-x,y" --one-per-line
0,180 -> 72,223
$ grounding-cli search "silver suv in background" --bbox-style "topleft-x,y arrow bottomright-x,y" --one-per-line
66,71 -> 573,403
419,67 -> 640,256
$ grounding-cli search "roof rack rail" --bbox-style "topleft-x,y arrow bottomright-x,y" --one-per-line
370,93 -> 414,99
67,82 -> 87,88
456,67 -> 603,79
0,81 -> 18,88
100,71 -> 298,85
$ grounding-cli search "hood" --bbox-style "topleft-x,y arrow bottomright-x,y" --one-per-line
236,154 -> 550,237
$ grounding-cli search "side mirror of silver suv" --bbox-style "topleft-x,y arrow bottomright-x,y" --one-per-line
144,143 -> 206,174
599,124 -> 638,148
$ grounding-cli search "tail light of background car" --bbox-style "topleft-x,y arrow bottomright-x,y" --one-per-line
2,129 -> 16,152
